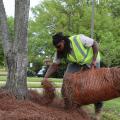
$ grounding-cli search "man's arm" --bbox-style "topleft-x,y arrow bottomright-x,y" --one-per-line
44,63 -> 59,79
80,34 -> 99,67
91,41 -> 99,66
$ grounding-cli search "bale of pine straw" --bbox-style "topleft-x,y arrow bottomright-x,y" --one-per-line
62,67 -> 120,106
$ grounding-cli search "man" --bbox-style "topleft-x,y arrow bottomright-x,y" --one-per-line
43,32 -> 102,120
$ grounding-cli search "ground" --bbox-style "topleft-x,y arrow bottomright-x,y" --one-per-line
0,89 -> 91,120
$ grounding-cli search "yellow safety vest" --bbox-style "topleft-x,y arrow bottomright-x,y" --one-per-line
67,35 -> 100,65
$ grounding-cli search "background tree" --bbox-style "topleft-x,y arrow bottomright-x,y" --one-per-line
0,36 -> 4,66
0,0 -> 30,99
0,17 -> 14,66
29,0 -> 120,67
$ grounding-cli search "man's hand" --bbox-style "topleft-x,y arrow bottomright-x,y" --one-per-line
92,41 -> 99,68
91,60 -> 96,68
43,77 -> 48,81
41,78 -> 48,86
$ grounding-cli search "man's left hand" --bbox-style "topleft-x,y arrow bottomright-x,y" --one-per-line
91,60 -> 96,68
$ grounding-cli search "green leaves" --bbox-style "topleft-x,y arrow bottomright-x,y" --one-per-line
109,0 -> 120,17
28,0 -> 120,67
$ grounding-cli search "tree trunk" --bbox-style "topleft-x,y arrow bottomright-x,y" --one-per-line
0,0 -> 30,100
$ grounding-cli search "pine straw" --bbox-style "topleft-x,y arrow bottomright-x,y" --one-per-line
41,80 -> 56,104
62,67 -> 120,106
0,89 -> 90,120
29,80 -> 56,105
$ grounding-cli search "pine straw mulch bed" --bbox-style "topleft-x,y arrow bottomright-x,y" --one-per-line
0,88 -> 91,120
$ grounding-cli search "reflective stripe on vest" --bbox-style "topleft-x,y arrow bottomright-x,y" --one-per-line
73,36 -> 86,57
68,36 -> 84,63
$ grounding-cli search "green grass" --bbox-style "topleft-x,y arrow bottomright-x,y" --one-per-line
0,82 -> 62,88
0,76 -> 63,82
27,77 -> 63,82
0,76 -> 6,81
101,99 -> 120,120
0,72 -> 7,76
84,99 -> 120,120
0,69 -> 6,72
0,76 -> 62,88
0,70 -> 7,76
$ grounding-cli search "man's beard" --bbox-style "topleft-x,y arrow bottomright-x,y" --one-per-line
57,43 -> 71,59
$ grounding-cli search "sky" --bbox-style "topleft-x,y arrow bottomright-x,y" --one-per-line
3,0 -> 41,17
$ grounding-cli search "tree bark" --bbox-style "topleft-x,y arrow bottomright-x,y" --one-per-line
0,0 -> 30,100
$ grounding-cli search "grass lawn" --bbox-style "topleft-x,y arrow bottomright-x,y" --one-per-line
85,99 -> 120,120
0,75 -> 63,82
0,76 -> 62,88
0,75 -> 120,119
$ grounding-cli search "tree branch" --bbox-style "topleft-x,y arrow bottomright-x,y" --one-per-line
0,0 -> 11,54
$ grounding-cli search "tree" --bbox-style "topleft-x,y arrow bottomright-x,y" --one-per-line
0,37 -> 4,66
0,17 -> 14,66
0,0 -> 30,99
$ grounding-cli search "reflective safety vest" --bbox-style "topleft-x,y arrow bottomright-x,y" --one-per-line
67,35 -> 100,65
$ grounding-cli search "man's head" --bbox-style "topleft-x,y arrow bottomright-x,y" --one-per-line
52,32 -> 65,52
52,32 -> 71,59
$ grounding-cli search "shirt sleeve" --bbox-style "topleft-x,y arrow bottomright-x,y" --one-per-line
80,34 -> 94,47
53,52 -> 61,64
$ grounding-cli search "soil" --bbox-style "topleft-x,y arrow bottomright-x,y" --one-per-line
0,89 -> 91,120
